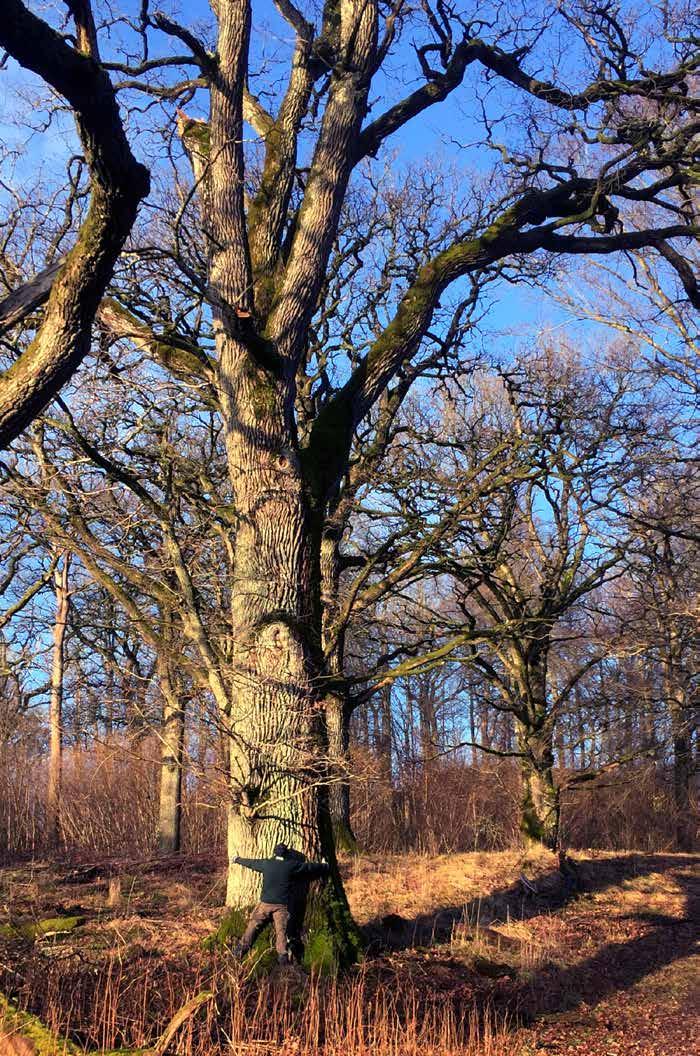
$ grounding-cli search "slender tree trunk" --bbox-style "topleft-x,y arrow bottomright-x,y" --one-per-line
663,631 -> 693,851
376,681 -> 402,839
326,693 -> 356,851
104,611 -> 115,737
47,555 -> 70,849
468,678 -> 478,762
157,660 -> 186,855
671,710 -> 693,851
480,705 -> 493,753
320,528 -> 357,850
417,675 -> 438,762
122,643 -> 144,735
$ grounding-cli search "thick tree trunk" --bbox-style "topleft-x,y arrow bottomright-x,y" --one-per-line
157,661 -> 185,855
47,556 -> 70,848
218,333 -> 361,965
203,0 -> 367,968
221,335 -> 320,899
516,720 -> 560,850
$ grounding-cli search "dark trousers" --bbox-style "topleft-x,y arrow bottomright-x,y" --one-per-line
240,901 -> 289,956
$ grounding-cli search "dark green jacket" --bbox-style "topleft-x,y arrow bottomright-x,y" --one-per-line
234,855 -> 329,906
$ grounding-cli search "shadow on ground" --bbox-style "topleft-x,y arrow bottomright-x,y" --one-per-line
366,853 -> 699,1023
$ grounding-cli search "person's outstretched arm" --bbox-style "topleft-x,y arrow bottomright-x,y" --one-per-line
234,855 -> 268,872
294,858 -> 330,879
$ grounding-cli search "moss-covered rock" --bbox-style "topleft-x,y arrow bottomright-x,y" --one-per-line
0,915 -> 83,941
0,992 -> 82,1054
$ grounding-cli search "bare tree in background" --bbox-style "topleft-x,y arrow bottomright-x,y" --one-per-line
47,553 -> 70,848
625,523 -> 698,850
369,345 -> 683,848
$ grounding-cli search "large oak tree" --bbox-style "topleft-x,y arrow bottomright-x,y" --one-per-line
1,0 -> 698,964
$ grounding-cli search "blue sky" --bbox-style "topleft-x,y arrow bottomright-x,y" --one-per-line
2,1 -> 690,419
0,2 -> 694,714
0,0 -> 598,347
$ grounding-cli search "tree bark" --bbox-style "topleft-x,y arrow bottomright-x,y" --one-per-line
671,711 -> 693,852
663,631 -> 694,852
326,692 -> 356,851
220,382 -> 362,962
201,2 -> 368,967
47,555 -> 70,848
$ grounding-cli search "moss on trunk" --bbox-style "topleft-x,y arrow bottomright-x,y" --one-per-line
206,873 -> 363,975
519,757 -> 560,851
303,877 -> 364,973
332,819 -> 359,854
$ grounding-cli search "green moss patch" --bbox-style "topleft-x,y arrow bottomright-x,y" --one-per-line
1,992 -> 150,1054
301,884 -> 365,975
202,905 -> 248,950
0,992 -> 82,1055
0,915 -> 83,941
303,925 -> 336,974
203,906 -> 275,965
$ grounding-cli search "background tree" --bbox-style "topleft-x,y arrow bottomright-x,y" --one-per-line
46,553 -> 70,848
351,340 -> 690,849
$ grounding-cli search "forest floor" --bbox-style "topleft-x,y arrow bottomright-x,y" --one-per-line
0,848 -> 697,1055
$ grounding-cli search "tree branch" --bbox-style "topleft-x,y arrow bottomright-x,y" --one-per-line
0,0 -> 150,448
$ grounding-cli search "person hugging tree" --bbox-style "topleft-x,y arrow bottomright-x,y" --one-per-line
233,843 -> 329,965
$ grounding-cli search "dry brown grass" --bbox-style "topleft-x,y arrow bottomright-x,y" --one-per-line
344,851 -> 531,925
2,953 -> 519,1055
